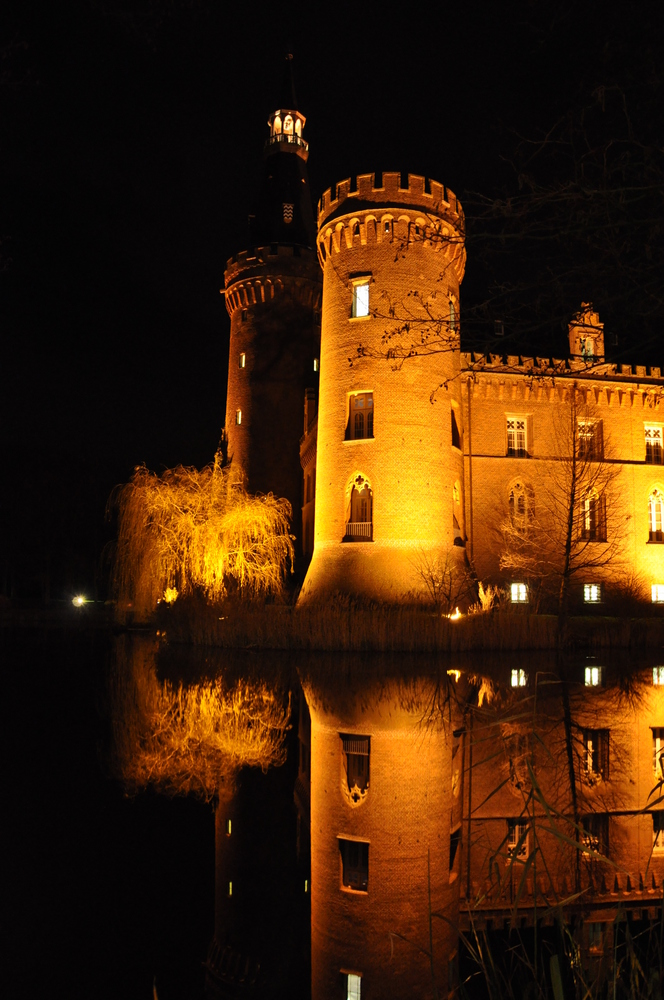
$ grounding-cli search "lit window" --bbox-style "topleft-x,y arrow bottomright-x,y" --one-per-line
581,491 -> 606,541
304,879 -> 309,892
283,114 -> 293,134
584,583 -> 602,603
313,358 -> 319,372
653,812 -> 664,853
352,280 -> 370,318
345,473 -> 373,541
652,584 -> 664,603
346,973 -> 362,1000
649,489 -> 664,542
506,417 -> 527,458
645,424 -> 663,464
585,665 -> 603,686
239,352 -> 246,369
226,819 -> 232,836
510,583 -> 528,603
507,819 -> 529,859
339,839 -> 368,891
235,409 -> 242,425
283,202 -> 294,223
653,728 -> 664,778
228,881 -> 233,896
347,393 -> 374,440
583,729 -> 610,781
654,666 -> 664,685
511,668 -> 527,687
578,420 -> 603,460
582,814 -> 609,855
341,734 -> 370,803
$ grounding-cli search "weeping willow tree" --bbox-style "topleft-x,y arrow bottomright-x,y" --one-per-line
110,638 -> 290,801
107,452 -> 294,617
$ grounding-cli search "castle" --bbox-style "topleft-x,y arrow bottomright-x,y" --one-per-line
223,59 -> 664,613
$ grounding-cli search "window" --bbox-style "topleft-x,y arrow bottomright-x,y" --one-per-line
583,729 -> 610,781
241,309 -> 247,322
339,839 -> 368,891
511,668 -> 527,687
283,202 -> 294,223
581,491 -> 606,542
351,280 -> 370,318
652,584 -> 664,603
235,409 -> 242,425
239,352 -> 246,368
645,424 -> 663,464
508,481 -> 531,532
649,489 -> 664,542
584,583 -> 602,603
654,666 -> 664,685
653,812 -> 664,853
347,393 -> 374,440
449,298 -> 456,333
578,420 -> 603,460
345,474 -> 373,541
283,114 -> 293,134
313,358 -> 319,372
585,665 -> 604,686
510,583 -> 528,603
506,417 -> 527,457
507,819 -> 529,859
346,974 -> 362,1000
341,734 -> 369,803
383,219 -> 391,235
451,409 -> 461,449
652,728 -> 664,778
587,922 -> 604,954
449,828 -> 461,870
226,819 -> 232,836
582,814 -> 609,855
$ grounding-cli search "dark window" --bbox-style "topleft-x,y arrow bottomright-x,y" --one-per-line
241,309 -> 247,322
578,420 -> 603,460
583,729 -> 610,780
346,393 -> 374,440
645,426 -> 663,464
581,494 -> 607,542
451,410 -> 461,449
340,839 -> 369,891
582,814 -> 609,856
341,735 -> 369,802
653,810 -> 664,852
449,829 -> 461,870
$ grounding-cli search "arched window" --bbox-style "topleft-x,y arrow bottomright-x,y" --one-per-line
649,488 -> 664,542
581,490 -> 606,542
508,481 -> 530,531
283,114 -> 293,134
345,474 -> 373,541
294,118 -> 302,136
354,411 -> 364,438
273,115 -> 282,135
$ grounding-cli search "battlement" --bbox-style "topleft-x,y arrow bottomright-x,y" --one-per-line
224,244 -> 319,288
460,352 -> 664,383
317,172 -> 463,229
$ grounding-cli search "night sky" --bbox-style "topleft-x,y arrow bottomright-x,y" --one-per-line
2,0 -> 663,600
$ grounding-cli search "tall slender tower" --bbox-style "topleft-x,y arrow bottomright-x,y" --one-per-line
223,56 -> 322,556
299,172 -> 467,603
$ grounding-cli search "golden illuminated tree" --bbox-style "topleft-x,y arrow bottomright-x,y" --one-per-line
107,451 -> 294,617
110,638 -> 290,802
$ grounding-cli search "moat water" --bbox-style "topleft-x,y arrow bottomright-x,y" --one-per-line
7,625 -> 663,1000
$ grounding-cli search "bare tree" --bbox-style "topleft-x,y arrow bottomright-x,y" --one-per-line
498,385 -> 629,618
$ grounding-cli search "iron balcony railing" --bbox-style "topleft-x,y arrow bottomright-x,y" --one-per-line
265,133 -> 309,152
344,521 -> 373,540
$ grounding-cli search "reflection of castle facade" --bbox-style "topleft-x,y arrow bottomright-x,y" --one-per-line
223,64 -> 664,605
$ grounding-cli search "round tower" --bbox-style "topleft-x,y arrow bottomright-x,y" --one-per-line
302,667 -> 461,1000
298,172 -> 466,603
223,55 -> 322,557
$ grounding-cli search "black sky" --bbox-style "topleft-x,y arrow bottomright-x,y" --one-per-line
2,0 -> 663,599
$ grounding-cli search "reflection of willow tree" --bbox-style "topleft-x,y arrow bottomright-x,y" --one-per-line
111,639 -> 290,801
107,452 -> 294,618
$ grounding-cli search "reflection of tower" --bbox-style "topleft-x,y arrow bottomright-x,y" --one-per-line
223,55 -> 322,557
303,671 -> 461,999
299,173 -> 466,603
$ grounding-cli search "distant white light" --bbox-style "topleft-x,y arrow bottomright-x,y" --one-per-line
511,668 -> 527,687
72,595 -> 86,607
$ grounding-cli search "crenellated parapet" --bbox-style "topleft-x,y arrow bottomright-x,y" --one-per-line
223,245 -> 321,317
316,172 -> 466,282
461,352 -> 664,384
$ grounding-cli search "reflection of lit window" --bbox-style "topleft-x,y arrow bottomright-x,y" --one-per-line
653,666 -> 664,685
507,819 -> 528,859
511,669 -> 527,687
235,409 -> 242,425
239,352 -> 246,368
584,665 -> 603,686
351,280 -> 370,318
339,839 -> 368,891
341,734 -> 369,803
346,973 -> 362,1000
510,583 -> 528,603
653,811 -> 664,853
583,729 -> 609,780
652,584 -> 664,603
653,728 -> 664,777
584,583 -> 602,603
